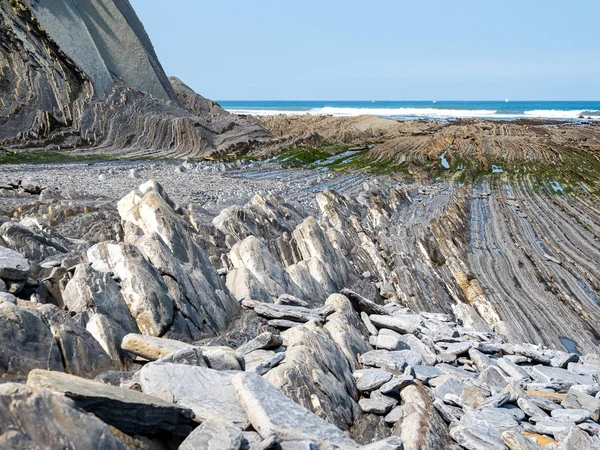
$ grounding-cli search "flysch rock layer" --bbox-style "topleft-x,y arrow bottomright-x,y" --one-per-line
1,179 -> 600,449
0,0 -> 274,156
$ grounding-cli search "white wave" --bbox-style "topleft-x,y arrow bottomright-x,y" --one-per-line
227,109 -> 309,116
524,109 -> 600,119
306,106 -> 506,118
225,107 -> 600,120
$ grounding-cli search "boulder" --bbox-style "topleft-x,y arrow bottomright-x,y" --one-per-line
265,321 -> 360,430
397,383 -> 454,450
0,302 -> 63,376
0,383 -> 128,449
87,242 -> 175,336
0,246 -> 30,280
232,372 -> 358,448
562,389 -> 600,422
121,334 -> 189,360
27,369 -> 195,436
34,304 -> 115,378
137,363 -> 249,428
63,263 -> 140,366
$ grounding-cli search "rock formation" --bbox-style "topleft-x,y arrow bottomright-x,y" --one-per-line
1,178 -> 599,448
0,0 -> 273,156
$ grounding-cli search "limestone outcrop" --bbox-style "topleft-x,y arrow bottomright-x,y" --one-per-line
0,0 -> 273,156
1,179 -> 600,449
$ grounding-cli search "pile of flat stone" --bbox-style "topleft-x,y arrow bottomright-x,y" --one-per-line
353,299 -> 600,449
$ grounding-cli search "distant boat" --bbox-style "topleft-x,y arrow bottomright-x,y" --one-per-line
433,100 -> 437,103
505,97 -> 509,103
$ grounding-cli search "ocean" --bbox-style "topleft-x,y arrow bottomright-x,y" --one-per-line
219,100 -> 600,121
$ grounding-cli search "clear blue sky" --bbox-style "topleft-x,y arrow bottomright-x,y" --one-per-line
130,0 -> 600,101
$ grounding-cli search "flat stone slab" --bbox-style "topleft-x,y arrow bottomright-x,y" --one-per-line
449,424 -> 506,450
27,369 -> 195,436
232,372 -> 357,447
562,389 -> 600,422
359,350 -> 423,370
355,369 -> 393,392
551,408 -> 591,423
369,314 -> 422,334
122,333 -> 189,360
0,382 -> 129,450
0,247 -> 30,280
138,363 -> 249,429
530,365 -> 595,386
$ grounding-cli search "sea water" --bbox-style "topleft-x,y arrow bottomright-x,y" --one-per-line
219,100 -> 600,121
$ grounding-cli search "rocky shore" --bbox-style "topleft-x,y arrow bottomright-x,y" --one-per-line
2,0 -> 600,449
0,174 -> 599,449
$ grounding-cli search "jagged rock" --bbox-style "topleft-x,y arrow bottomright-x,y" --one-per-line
232,372 -> 358,448
88,242 -> 175,337
498,358 -> 530,381
530,365 -> 596,386
265,320 -> 360,430
227,236 -> 305,303
137,363 -> 249,428
323,293 -> 371,371
252,303 -> 324,323
501,430 -> 543,450
351,414 -> 393,445
0,302 -> 63,376
0,383 -> 129,449
276,294 -> 309,307
201,345 -> 245,371
154,346 -> 208,367
254,352 -> 286,376
397,384 -> 454,450
461,408 -> 520,432
362,311 -> 379,336
0,292 -> 16,304
179,420 -> 243,450
33,304 -> 115,378
517,397 -> 548,419
370,334 -> 410,351
120,181 -> 240,338
0,246 -> 30,280
550,408 -> 590,423
341,289 -> 389,316
561,427 -> 598,450
379,375 -> 414,394
27,369 -> 195,436
63,263 -> 140,367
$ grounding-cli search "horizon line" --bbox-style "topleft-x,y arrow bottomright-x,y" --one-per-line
216,99 -> 600,103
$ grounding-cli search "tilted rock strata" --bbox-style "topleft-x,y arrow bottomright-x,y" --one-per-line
0,0 -> 274,156
1,180 -> 600,448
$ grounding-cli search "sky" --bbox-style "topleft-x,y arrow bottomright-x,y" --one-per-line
130,0 -> 600,101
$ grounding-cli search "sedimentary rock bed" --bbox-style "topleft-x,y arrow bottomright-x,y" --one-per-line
0,176 -> 599,448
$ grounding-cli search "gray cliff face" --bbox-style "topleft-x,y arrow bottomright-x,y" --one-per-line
0,0 -> 273,155
26,0 -> 179,102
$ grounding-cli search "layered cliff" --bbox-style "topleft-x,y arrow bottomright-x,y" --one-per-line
0,0 -> 273,156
